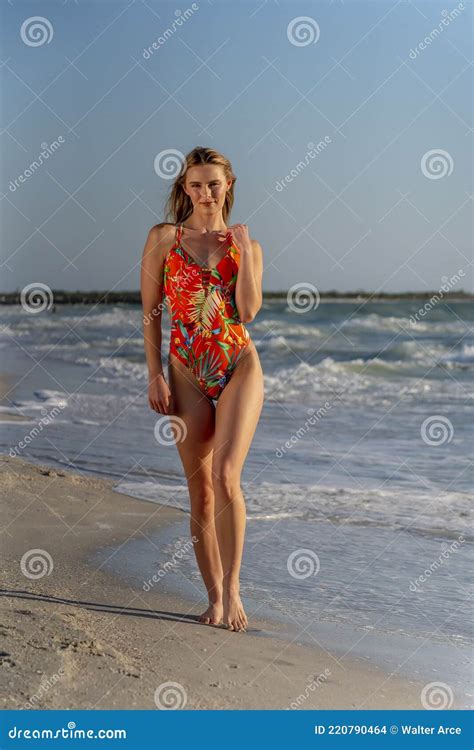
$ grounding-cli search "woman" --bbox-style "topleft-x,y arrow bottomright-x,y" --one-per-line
140,147 -> 264,632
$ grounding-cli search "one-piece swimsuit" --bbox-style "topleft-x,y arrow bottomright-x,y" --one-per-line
162,223 -> 251,401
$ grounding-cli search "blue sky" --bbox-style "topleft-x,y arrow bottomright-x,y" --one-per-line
1,0 -> 472,293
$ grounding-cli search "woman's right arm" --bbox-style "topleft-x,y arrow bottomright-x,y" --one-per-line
140,223 -> 174,414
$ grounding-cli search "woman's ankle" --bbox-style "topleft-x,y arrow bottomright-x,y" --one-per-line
222,576 -> 240,595
208,586 -> 223,605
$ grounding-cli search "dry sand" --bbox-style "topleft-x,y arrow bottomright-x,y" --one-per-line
0,453 -> 440,710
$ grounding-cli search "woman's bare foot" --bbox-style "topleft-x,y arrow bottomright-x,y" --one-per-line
198,601 -> 223,626
223,587 -> 248,632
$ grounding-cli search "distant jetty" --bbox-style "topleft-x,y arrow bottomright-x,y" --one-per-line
0,289 -> 472,305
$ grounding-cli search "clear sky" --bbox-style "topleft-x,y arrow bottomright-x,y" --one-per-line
1,0 -> 472,293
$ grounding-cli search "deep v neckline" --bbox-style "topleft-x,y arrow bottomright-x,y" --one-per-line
175,224 -> 234,272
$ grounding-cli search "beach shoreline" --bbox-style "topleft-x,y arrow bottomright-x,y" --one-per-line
0,453 -> 447,710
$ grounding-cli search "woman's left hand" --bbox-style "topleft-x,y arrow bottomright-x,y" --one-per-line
227,224 -> 252,253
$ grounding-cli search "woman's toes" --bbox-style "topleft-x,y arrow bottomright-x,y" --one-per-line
200,603 -> 223,626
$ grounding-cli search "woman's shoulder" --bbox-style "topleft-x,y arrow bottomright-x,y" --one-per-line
148,222 -> 177,242
142,223 -> 178,265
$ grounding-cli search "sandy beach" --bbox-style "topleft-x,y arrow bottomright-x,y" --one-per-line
0,452 -> 443,711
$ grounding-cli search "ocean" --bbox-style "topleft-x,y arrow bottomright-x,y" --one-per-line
1,298 -> 472,697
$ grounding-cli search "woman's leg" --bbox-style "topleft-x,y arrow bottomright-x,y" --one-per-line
212,345 -> 264,631
167,357 -> 223,624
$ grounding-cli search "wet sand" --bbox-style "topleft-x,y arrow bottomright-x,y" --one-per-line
0,453 -> 439,710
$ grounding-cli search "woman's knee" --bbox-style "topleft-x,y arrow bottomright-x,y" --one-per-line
189,483 -> 215,522
212,459 -> 241,497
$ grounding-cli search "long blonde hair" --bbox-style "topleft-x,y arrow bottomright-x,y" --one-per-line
164,146 -> 236,225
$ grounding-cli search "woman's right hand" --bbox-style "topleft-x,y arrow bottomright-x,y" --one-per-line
148,374 -> 171,414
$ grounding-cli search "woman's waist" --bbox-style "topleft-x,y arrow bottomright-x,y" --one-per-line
169,319 -> 250,347
170,316 -> 248,331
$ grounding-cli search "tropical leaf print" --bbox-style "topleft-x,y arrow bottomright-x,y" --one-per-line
186,287 -> 223,329
194,344 -> 223,382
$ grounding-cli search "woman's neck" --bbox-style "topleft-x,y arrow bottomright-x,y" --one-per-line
182,214 -> 227,233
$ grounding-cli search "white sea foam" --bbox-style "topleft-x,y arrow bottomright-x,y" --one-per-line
341,313 -> 470,335
113,478 -> 471,538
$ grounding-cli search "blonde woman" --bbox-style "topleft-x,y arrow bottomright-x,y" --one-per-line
141,147 -> 264,632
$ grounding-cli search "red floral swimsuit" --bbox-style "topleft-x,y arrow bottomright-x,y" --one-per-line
162,224 -> 251,401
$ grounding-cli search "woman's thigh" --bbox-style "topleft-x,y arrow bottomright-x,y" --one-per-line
167,357 -> 216,490
212,345 -> 264,480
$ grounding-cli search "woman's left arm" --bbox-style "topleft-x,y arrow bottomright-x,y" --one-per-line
230,224 -> 263,323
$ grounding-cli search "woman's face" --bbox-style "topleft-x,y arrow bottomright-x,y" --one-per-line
183,165 -> 231,214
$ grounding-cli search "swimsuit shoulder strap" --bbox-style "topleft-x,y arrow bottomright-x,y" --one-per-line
175,223 -> 183,244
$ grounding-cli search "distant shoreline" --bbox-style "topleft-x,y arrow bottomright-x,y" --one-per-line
1,289 -> 472,304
